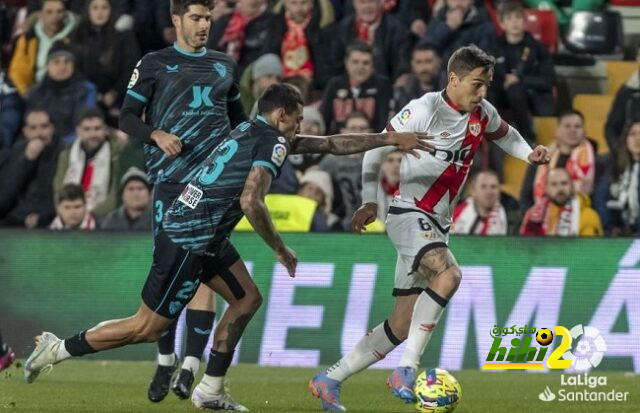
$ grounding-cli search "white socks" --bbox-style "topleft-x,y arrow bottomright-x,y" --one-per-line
199,374 -> 224,394
326,320 -> 402,382
399,288 -> 447,370
182,355 -> 201,374
157,353 -> 176,367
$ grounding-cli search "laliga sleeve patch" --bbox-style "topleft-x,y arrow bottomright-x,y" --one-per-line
271,143 -> 287,167
178,183 -> 203,209
398,107 -> 412,126
127,68 -> 139,89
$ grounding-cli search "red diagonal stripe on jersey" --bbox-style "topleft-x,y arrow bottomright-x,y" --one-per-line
415,108 -> 489,213
420,323 -> 436,332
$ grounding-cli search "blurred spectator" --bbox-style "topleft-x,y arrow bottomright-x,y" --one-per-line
489,1 -> 555,142
298,168 -> 339,231
240,53 -> 283,116
209,0 -> 273,71
525,0 -> 605,31
604,122 -> 640,236
0,108 -> 61,228
394,42 -> 443,110
288,105 -> 326,175
9,0 -> 77,95
387,0 -> 430,40
425,0 -> 495,67
54,108 -> 123,216
328,0 -> 411,81
0,69 -> 23,150
376,149 -> 401,219
49,183 -> 96,230
25,41 -> 97,142
283,74 -> 312,104
100,166 -> 151,230
520,168 -> 602,236
320,41 -> 393,133
452,169 -> 508,235
520,110 -> 596,211
605,43 -> 640,155
263,0 -> 333,89
71,0 -> 141,127
318,110 -> 372,230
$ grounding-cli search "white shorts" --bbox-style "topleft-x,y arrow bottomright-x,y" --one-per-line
385,200 -> 450,297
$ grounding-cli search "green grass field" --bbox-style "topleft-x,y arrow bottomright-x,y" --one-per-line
1,361 -> 638,413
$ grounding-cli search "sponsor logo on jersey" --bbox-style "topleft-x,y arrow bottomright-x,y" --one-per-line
127,69 -> 139,89
440,131 -> 451,138
469,121 -> 481,137
165,64 -> 179,73
214,62 -> 226,77
271,143 -> 287,167
431,148 -> 472,163
178,183 -> 203,209
398,108 -> 412,126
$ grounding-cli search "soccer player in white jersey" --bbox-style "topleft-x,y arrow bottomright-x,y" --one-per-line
309,45 -> 551,411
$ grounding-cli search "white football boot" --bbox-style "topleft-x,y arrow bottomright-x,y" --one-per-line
191,383 -> 249,411
24,332 -> 64,383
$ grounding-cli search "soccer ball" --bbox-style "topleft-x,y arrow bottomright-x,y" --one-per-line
536,328 -> 554,346
414,368 -> 462,413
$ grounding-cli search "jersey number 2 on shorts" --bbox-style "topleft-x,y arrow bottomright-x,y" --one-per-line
198,140 -> 239,185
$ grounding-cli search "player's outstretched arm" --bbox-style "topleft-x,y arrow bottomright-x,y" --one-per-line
240,166 -> 297,277
291,132 -> 434,156
490,121 -> 550,165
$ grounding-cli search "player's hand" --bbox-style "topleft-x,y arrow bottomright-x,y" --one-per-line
276,246 -> 297,278
352,203 -> 378,234
528,145 -> 550,165
387,132 -> 435,158
151,130 -> 182,157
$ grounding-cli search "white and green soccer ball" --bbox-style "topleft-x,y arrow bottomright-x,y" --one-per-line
414,368 -> 462,413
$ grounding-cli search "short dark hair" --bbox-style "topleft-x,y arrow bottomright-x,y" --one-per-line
170,0 -> 214,15
24,107 -> 52,124
75,107 -> 105,127
471,169 -> 501,186
345,41 -> 374,60
498,1 -> 525,20
257,83 -> 304,115
413,42 -> 440,57
558,109 -> 584,122
58,184 -> 85,204
447,45 -> 496,77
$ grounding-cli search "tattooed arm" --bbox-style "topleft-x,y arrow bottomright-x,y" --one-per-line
240,166 -> 297,276
291,131 -> 433,155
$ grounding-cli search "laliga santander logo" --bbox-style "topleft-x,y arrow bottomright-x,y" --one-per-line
483,324 -> 607,371
562,324 -> 607,372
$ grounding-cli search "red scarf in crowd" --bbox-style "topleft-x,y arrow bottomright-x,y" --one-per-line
281,15 -> 314,79
355,14 -> 381,45
380,176 -> 399,196
219,10 -> 259,61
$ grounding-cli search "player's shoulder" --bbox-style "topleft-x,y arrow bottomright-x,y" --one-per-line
407,91 -> 441,112
479,99 -> 500,118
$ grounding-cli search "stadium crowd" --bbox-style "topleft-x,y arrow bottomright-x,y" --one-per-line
0,0 -> 639,236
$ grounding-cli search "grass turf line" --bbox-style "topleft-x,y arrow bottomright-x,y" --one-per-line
0,361 -> 638,412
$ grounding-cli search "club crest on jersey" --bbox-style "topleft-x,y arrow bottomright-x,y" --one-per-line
127,69 -> 139,89
214,62 -> 226,77
469,121 -> 481,137
398,108 -> 412,126
271,143 -> 287,167
178,183 -> 203,209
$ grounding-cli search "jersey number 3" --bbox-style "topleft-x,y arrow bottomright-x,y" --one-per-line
199,140 -> 239,185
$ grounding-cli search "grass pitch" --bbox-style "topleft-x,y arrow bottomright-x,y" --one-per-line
1,361 -> 638,412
